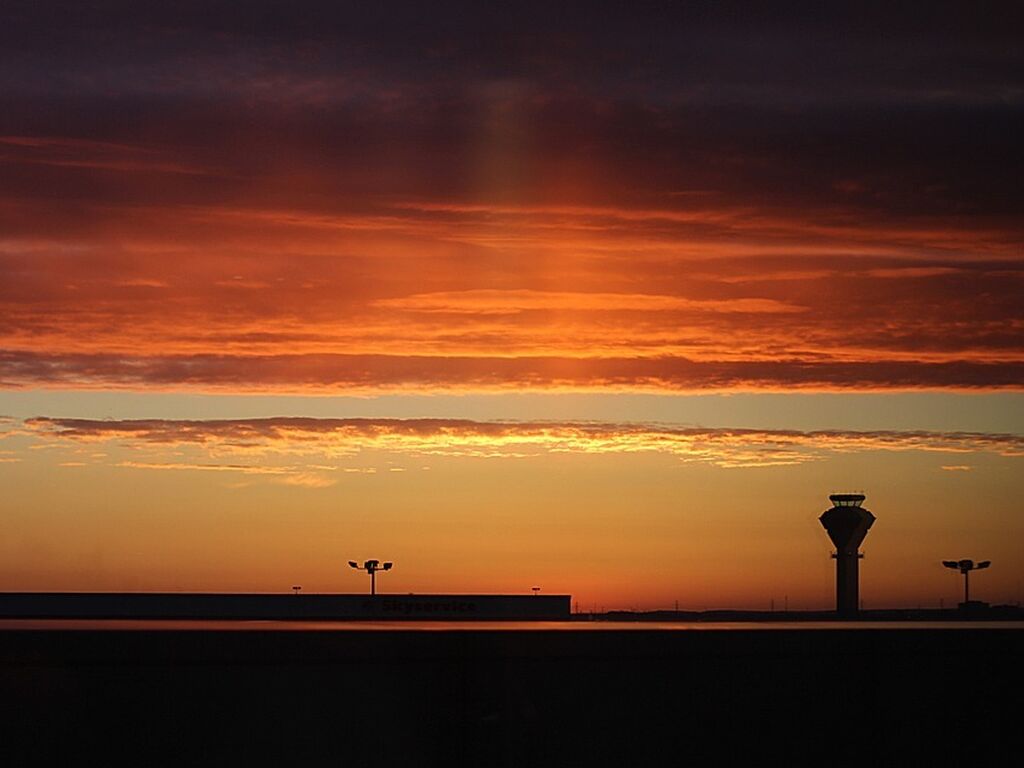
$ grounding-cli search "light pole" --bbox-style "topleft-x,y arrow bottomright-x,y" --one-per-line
943,559 -> 991,605
348,559 -> 393,595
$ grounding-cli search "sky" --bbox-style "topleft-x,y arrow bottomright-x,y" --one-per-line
1,2 -> 1022,609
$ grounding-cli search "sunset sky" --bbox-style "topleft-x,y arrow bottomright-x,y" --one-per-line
1,2 -> 1022,610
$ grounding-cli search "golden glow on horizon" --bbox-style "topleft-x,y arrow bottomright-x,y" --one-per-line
2,418 -> 1022,608
2,414 -> 1022,608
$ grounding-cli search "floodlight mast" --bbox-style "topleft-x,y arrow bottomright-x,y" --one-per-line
943,559 -> 991,605
348,558 -> 394,595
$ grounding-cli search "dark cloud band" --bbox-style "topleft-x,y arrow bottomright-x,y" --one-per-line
3,351 -> 1023,392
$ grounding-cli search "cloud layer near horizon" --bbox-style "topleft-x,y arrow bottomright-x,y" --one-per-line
14,418 -> 1023,478
1,3 -> 1022,393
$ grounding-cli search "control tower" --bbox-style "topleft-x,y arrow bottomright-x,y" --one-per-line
819,493 -> 875,618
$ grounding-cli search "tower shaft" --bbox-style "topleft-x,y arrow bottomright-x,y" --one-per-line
834,550 -> 861,618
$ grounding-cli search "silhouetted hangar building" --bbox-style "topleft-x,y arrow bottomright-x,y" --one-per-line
0,593 -> 571,621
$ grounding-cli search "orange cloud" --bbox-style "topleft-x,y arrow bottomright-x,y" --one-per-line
0,135 -> 220,176
22,418 -> 1024,471
374,290 -> 805,315
1,146 -> 1021,393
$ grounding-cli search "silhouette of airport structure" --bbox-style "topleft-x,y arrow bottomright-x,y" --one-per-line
943,558 -> 992,610
820,493 -> 875,617
0,592 -> 571,620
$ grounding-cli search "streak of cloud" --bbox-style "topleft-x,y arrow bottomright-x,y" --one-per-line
2,352 -> 1021,393
374,290 -> 806,315
111,460 -> 339,487
21,417 -> 1024,470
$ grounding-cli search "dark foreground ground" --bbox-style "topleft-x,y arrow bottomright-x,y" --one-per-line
2,627 -> 1021,766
